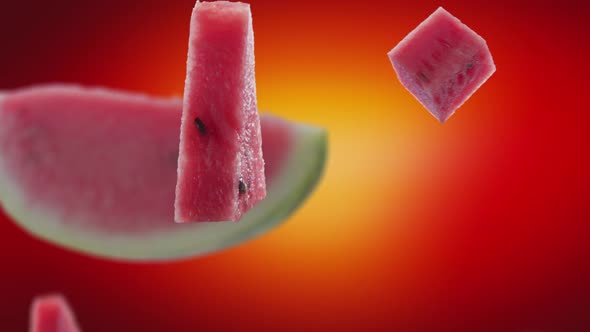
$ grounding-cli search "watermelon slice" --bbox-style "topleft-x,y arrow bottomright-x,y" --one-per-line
176,1 -> 265,222
388,7 -> 496,122
30,295 -> 81,332
0,85 -> 327,261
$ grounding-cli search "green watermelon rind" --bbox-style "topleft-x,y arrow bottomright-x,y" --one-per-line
0,113 -> 327,261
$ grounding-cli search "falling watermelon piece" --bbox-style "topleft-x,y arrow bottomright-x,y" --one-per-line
388,7 -> 496,122
0,85 -> 327,261
30,295 -> 81,332
176,1 -> 265,222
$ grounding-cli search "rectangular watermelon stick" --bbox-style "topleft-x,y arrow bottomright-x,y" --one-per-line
388,7 -> 496,122
175,1 -> 266,222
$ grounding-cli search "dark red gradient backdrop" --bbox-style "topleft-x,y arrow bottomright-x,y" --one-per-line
1,1 -> 590,331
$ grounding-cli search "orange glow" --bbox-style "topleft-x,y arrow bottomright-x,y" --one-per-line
1,1 -> 589,331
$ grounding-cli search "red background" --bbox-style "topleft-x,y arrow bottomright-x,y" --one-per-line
1,0 -> 590,331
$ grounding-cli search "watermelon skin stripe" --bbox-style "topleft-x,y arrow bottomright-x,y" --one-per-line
0,85 -> 327,262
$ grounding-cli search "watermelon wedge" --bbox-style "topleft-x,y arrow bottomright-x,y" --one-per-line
176,1 -> 265,223
0,85 -> 327,261
30,295 -> 81,332
388,7 -> 496,122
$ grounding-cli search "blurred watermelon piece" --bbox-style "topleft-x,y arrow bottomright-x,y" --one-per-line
30,295 -> 81,332
0,85 -> 327,261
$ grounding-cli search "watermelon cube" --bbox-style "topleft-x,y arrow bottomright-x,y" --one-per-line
388,7 -> 496,122
175,1 -> 266,222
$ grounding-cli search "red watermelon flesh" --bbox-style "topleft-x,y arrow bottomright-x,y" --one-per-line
176,1 -> 265,222
0,86 -> 181,234
30,295 -> 81,332
259,115 -> 293,181
0,85 -> 287,234
388,7 -> 496,122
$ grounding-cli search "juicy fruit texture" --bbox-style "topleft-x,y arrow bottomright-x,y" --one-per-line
30,295 -> 81,332
0,86 -> 181,234
388,7 -> 496,122
0,85 -> 327,261
258,115 -> 293,181
176,1 -> 265,222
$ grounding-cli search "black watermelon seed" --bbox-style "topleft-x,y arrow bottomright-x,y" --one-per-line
238,179 -> 247,195
466,63 -> 473,70
194,117 -> 206,135
417,72 -> 429,82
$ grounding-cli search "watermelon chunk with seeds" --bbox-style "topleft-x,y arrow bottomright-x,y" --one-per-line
0,84 -> 327,261
176,1 -> 265,222
388,7 -> 496,122
30,295 -> 81,332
